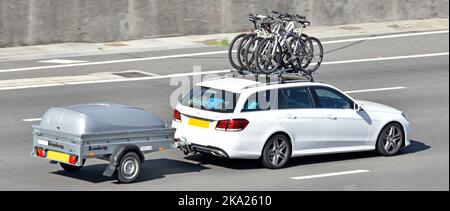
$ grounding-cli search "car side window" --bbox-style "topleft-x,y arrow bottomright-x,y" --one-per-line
279,87 -> 314,109
242,90 -> 274,112
313,86 -> 353,109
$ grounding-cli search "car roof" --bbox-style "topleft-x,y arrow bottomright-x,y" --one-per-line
196,77 -> 326,93
196,77 -> 262,93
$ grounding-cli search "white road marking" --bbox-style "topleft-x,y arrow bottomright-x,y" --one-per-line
22,118 -> 42,122
290,169 -> 370,180
0,50 -> 228,73
38,59 -> 88,64
0,30 -> 448,74
321,30 -> 449,45
1,51 -> 443,91
4,69 -> 231,91
65,69 -> 232,85
115,70 -> 161,77
21,85 -> 407,122
0,72 -> 124,91
344,86 -> 407,94
322,52 -> 449,65
0,83 -> 65,91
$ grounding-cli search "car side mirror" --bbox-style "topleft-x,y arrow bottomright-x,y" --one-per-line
354,103 -> 363,111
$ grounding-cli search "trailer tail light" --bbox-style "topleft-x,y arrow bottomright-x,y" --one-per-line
173,109 -> 182,122
69,155 -> 78,165
36,147 -> 45,157
215,119 -> 249,132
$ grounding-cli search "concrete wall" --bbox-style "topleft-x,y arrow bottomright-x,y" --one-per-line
0,0 -> 448,47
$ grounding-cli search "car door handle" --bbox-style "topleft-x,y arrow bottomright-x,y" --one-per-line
327,114 -> 337,120
283,115 -> 298,119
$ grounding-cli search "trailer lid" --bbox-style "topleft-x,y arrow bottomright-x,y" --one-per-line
39,103 -> 166,135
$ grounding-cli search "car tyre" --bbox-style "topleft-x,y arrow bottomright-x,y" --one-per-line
117,152 -> 142,183
376,122 -> 404,156
261,134 -> 291,169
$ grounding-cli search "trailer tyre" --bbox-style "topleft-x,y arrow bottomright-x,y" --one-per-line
117,152 -> 142,183
60,159 -> 85,172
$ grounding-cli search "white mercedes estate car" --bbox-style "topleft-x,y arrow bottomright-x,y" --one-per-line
172,77 -> 410,168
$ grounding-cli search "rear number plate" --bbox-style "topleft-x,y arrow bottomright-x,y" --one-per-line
47,151 -> 70,163
188,118 -> 210,128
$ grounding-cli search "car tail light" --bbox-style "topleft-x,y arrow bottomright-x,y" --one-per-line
173,109 -> 182,122
69,155 -> 78,165
215,119 -> 249,132
215,120 -> 229,131
36,147 -> 45,157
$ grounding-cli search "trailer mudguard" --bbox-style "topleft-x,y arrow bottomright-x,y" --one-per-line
103,144 -> 145,177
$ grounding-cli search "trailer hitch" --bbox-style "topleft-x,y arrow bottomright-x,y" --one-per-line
176,137 -> 194,155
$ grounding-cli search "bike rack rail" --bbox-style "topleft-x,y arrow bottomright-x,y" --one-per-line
230,67 -> 315,84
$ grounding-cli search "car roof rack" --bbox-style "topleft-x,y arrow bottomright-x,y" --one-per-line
201,68 -> 318,89
229,68 -> 315,84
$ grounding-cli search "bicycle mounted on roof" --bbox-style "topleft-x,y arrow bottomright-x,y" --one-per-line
228,11 -> 323,81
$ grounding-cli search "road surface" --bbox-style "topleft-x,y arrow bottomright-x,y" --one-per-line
0,30 -> 448,190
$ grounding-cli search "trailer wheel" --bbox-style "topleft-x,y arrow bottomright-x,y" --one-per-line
60,159 -> 85,172
117,152 -> 142,183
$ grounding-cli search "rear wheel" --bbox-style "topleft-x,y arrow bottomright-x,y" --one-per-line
237,34 -> 256,70
244,37 -> 264,73
60,159 -> 85,172
376,123 -> 404,156
117,152 -> 142,183
261,134 -> 291,169
228,33 -> 248,70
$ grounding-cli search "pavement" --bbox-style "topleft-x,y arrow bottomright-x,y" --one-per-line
0,18 -> 448,62
0,18 -> 448,190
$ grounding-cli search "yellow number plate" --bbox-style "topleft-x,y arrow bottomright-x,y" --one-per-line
47,150 -> 70,163
188,118 -> 210,128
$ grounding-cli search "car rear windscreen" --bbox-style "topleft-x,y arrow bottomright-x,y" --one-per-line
181,86 -> 238,113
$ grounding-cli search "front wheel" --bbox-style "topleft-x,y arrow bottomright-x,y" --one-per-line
301,37 -> 323,73
244,37 -> 264,73
261,134 -> 291,169
255,38 -> 282,74
117,152 -> 142,183
376,123 -> 404,156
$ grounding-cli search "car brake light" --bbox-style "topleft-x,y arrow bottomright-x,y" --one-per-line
173,109 -> 182,122
69,155 -> 78,165
36,147 -> 45,157
215,119 -> 249,132
216,120 -> 228,131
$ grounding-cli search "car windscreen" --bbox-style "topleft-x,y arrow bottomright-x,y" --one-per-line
181,86 -> 238,113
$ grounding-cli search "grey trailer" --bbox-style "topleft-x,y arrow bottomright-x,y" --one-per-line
31,103 -> 175,183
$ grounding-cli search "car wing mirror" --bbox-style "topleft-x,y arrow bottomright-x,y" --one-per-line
354,103 -> 363,111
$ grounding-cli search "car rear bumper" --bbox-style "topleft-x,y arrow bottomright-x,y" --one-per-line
191,144 -> 230,158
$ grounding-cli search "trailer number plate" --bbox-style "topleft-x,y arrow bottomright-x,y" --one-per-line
47,151 -> 70,163
188,118 -> 210,128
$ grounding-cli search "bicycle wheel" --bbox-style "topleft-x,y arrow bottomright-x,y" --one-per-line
302,37 -> 323,73
244,36 -> 264,73
237,33 -> 255,71
228,33 -> 248,70
280,34 -> 298,69
255,38 -> 282,74
285,36 -> 304,71
289,36 -> 313,70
